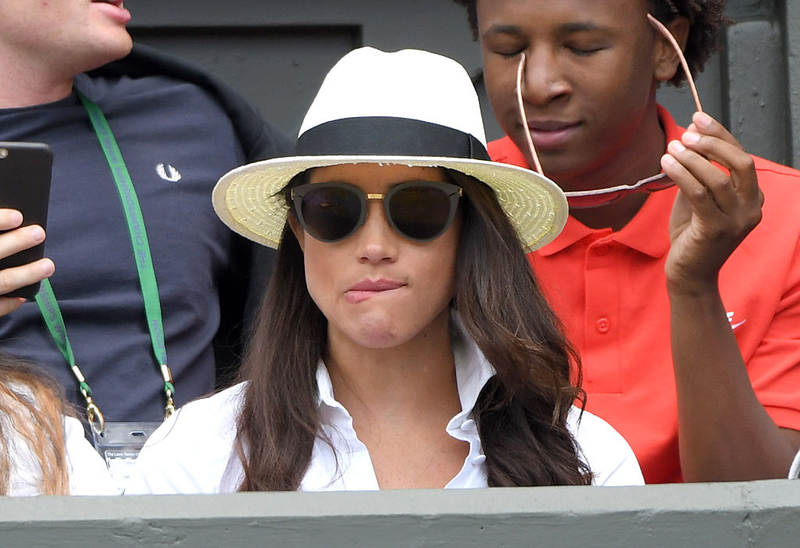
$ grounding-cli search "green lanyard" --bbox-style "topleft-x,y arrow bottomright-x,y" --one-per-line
35,92 -> 175,433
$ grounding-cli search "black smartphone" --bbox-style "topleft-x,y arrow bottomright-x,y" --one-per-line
0,141 -> 54,299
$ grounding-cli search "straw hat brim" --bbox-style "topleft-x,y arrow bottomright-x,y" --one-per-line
212,155 -> 568,252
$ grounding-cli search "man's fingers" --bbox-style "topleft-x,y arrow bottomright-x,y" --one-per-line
680,114 -> 760,204
0,209 -> 24,231
663,140 -> 740,215
0,258 -> 55,296
661,149 -> 725,223
0,225 -> 46,259
690,111 -> 745,151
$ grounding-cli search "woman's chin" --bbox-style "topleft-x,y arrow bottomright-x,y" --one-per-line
352,326 -> 403,349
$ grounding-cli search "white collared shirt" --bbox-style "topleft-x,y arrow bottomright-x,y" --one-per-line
125,325 -> 643,494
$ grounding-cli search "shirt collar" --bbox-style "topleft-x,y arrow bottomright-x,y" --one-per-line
316,361 -> 343,411
533,105 -> 684,259
450,314 -> 496,419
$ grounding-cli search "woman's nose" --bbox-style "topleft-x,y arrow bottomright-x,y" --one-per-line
355,199 -> 399,263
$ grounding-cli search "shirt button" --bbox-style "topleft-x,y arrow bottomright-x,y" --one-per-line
596,318 -> 611,333
594,244 -> 610,256
461,419 -> 475,431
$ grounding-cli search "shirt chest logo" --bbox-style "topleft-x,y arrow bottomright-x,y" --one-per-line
727,311 -> 747,330
156,163 -> 182,182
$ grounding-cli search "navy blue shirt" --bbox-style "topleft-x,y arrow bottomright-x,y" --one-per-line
0,72 -> 248,422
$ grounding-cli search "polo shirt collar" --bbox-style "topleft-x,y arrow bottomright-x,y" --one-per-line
611,187 -> 675,257
536,192 -> 676,259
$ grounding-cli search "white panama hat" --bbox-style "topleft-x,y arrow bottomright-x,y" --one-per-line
212,47 -> 567,251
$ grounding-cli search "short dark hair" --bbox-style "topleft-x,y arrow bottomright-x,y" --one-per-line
452,0 -> 730,86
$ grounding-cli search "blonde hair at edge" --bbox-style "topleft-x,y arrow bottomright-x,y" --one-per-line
0,355 -> 70,496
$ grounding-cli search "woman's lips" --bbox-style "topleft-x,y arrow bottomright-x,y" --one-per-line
526,121 -> 581,150
92,0 -> 131,24
346,278 -> 406,304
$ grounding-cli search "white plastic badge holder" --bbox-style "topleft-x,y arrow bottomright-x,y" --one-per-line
92,421 -> 159,493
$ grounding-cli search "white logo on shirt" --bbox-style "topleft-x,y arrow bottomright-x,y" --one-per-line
156,163 -> 182,182
727,311 -> 747,330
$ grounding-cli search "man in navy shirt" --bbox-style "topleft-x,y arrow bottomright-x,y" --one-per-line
0,1 -> 290,423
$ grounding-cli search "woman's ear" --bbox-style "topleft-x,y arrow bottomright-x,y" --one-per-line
653,16 -> 691,82
288,216 -> 305,252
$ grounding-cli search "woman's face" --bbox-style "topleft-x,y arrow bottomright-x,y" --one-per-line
291,163 -> 460,350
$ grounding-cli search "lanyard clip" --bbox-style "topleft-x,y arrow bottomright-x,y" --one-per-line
164,387 -> 176,420
80,385 -> 106,435
161,364 -> 176,419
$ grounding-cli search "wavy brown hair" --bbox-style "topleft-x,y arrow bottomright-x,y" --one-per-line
235,168 -> 590,490
0,355 -> 70,496
448,171 -> 590,486
452,0 -> 730,86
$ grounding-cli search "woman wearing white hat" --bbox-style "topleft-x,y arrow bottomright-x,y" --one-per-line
125,47 -> 642,493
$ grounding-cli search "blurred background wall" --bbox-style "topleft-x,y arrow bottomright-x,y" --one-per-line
127,0 -> 798,167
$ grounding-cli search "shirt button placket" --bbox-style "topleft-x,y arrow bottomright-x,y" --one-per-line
584,239 -> 622,393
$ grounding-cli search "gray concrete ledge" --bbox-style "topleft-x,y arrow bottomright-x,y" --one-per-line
1,480 -> 799,547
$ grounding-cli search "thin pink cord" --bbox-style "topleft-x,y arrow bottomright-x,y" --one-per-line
647,14 -> 703,113
515,53 -> 544,175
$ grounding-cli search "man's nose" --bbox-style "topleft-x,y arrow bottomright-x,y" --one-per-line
520,48 -> 571,107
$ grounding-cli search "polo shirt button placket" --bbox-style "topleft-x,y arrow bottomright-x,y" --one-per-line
594,244 -> 610,256
584,237 -> 622,393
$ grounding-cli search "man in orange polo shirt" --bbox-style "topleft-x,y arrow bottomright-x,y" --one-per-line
453,0 -> 800,483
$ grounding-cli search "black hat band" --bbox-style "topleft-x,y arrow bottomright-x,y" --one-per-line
296,117 -> 491,161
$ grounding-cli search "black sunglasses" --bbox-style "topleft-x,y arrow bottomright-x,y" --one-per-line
290,180 -> 462,243
561,172 -> 677,208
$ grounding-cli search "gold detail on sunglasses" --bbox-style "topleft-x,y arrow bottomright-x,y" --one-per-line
364,188 -> 462,201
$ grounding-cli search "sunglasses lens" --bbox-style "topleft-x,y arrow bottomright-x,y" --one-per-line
644,173 -> 675,191
388,184 -> 454,241
566,192 -> 624,209
299,186 -> 362,242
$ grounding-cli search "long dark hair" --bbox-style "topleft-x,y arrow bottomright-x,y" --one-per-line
235,168 -> 590,491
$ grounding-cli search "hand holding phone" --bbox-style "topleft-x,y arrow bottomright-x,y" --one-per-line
0,209 -> 54,312
0,142 -> 55,302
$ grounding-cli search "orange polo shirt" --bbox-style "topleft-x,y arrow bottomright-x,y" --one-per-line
489,107 -> 800,483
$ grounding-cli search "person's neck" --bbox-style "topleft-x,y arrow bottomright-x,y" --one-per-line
551,100 -> 668,231
569,192 -> 651,232
0,52 -> 75,109
324,313 -> 461,424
